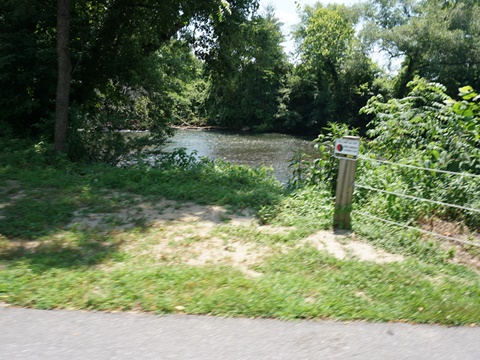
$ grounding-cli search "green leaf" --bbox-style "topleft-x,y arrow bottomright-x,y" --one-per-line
459,86 -> 477,100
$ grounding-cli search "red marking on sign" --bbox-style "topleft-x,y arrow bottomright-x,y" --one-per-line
336,144 -> 343,151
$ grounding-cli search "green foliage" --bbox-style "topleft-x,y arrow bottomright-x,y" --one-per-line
0,197 -> 76,240
66,39 -> 208,163
0,0 -> 56,136
353,217 -> 450,263
361,0 -> 480,97
171,79 -> 209,127
357,78 -> 480,229
205,6 -> 291,131
449,85 -> 480,119
289,122 -> 358,193
0,137 -> 53,170
258,185 -> 333,234
290,3 -> 378,133
299,4 -> 356,72
0,0 -> 259,155
66,108 -> 171,166
117,157 -> 283,209
362,77 -> 480,173
285,81 -> 480,261
0,138 -> 284,218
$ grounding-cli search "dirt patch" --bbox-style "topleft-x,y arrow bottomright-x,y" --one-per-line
69,199 -> 265,277
69,200 -> 253,231
420,217 -> 480,244
302,230 -> 404,264
139,223 -> 269,278
184,238 -> 267,277
257,225 -> 296,235
68,198 -> 404,272
419,217 -> 480,271
66,197 -> 480,272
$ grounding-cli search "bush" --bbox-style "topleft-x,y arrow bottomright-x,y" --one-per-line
288,122 -> 358,195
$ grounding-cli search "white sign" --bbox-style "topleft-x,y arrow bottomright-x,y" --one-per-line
334,138 -> 360,160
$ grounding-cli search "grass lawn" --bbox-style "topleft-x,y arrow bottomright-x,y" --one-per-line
1,139 -> 479,326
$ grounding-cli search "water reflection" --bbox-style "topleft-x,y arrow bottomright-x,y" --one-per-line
162,129 -> 315,183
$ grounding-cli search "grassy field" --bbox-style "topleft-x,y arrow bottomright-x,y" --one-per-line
1,138 -> 479,326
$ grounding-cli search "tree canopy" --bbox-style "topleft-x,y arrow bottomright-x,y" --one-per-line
0,0 -> 259,156
205,6 -> 291,131
361,0 -> 480,97
290,3 -> 378,132
1,0 -> 479,157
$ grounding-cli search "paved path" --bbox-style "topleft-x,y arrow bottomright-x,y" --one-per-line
2,305 -> 480,359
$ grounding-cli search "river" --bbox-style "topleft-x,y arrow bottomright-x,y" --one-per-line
162,129 -> 315,183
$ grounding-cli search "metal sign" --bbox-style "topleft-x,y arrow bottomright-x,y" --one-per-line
334,137 -> 360,160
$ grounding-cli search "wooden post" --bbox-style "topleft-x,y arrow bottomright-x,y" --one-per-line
334,136 -> 359,229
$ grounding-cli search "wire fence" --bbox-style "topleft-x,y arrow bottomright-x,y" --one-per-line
355,184 -> 480,214
354,156 -> 480,248
357,155 -> 480,179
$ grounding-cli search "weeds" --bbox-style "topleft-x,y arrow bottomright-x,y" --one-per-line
1,136 -> 480,325
286,82 -> 480,261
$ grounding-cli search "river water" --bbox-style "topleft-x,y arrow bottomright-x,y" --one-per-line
162,129 -> 315,183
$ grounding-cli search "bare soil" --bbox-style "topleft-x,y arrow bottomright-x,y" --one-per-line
67,198 -> 406,276
419,217 -> 480,271
1,184 -> 479,273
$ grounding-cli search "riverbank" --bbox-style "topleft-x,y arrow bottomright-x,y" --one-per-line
161,128 -> 316,184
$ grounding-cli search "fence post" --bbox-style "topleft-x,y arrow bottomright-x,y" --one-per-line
334,136 -> 359,229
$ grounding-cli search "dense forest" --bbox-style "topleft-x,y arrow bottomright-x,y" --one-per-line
1,0 -> 479,161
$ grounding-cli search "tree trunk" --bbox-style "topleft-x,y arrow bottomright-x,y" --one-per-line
394,54 -> 417,99
325,59 -> 339,99
54,0 -> 71,155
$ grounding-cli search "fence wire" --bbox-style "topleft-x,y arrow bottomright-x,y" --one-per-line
352,155 -> 480,248
355,184 -> 480,214
357,155 -> 480,179
353,210 -> 480,248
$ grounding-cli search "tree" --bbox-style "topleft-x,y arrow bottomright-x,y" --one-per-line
291,4 -> 377,133
1,0 -> 260,157
361,0 -> 480,97
205,6 -> 291,130
0,0 -> 56,136
298,5 -> 356,99
54,0 -> 71,155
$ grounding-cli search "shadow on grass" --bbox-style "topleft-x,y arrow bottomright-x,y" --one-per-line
0,230 -> 123,273
0,181 -> 147,241
0,152 -> 287,275
0,197 -> 77,240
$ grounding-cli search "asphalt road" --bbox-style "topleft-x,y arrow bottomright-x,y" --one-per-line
2,305 -> 480,359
